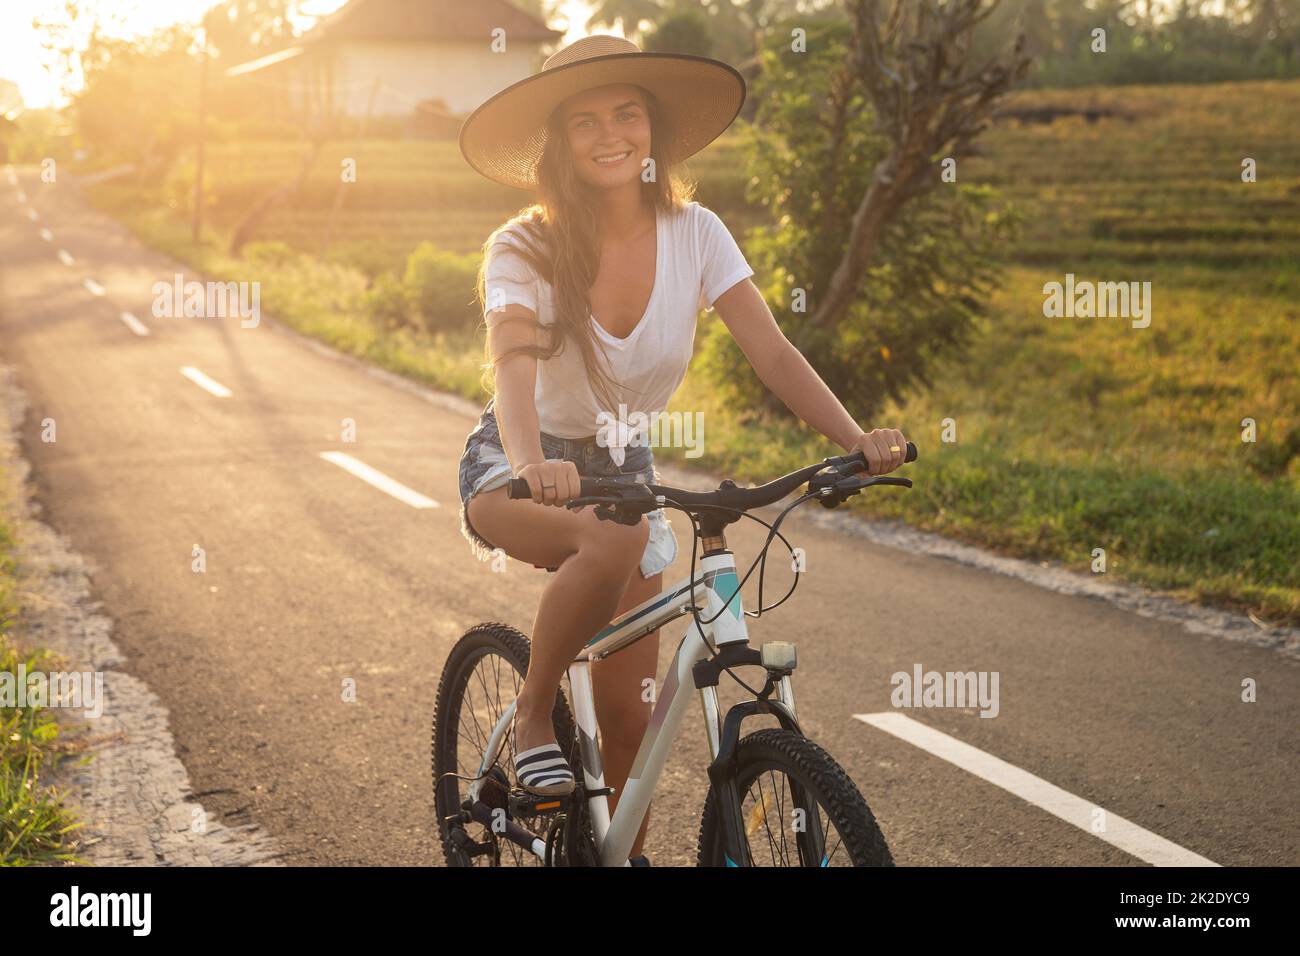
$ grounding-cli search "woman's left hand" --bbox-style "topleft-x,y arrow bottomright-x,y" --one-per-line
850,428 -> 908,476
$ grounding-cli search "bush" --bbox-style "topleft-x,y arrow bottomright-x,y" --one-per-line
393,242 -> 481,336
361,272 -> 412,332
242,240 -> 298,269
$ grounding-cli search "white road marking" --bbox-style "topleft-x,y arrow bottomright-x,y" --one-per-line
853,712 -> 1220,867
39,228 -> 53,242
179,366 -> 232,398
318,452 -> 439,509
4,168 -> 15,185
57,249 -> 74,266
119,311 -> 149,336
26,207 -> 38,222
83,278 -> 105,296
16,190 -> 27,203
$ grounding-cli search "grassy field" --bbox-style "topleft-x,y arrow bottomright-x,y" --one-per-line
81,79 -> 1300,625
89,135 -> 753,278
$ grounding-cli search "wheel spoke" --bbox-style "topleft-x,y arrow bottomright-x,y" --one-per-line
439,639 -> 556,868
726,745 -> 883,867
774,769 -> 792,865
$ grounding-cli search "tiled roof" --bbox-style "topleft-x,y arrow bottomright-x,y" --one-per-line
304,0 -> 563,44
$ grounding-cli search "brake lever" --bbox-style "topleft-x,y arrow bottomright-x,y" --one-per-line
862,476 -> 913,488
813,473 -> 913,509
566,496 -> 617,509
565,495 -> 650,526
595,502 -> 643,526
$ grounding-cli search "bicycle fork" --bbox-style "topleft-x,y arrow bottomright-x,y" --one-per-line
693,640 -> 823,866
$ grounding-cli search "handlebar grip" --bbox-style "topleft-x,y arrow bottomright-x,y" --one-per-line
846,441 -> 918,466
506,477 -> 605,500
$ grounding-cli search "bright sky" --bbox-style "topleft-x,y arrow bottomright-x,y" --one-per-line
0,0 -> 599,113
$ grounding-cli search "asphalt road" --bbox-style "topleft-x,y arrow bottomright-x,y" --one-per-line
2,165 -> 1296,866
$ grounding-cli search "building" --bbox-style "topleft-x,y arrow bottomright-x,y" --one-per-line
225,0 -> 563,126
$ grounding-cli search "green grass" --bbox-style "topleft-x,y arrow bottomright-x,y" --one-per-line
80,78 -> 1300,626
0,477 -> 85,865
669,267 -> 1300,623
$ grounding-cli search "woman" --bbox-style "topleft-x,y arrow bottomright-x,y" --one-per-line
456,35 -> 908,864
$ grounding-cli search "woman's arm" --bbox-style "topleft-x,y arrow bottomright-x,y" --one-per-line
712,278 -> 908,474
486,306 -> 546,470
485,305 -> 587,507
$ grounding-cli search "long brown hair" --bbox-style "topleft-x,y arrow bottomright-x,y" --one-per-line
475,84 -> 697,420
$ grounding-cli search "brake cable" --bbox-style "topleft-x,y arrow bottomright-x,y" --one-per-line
575,465 -> 858,698
652,486 -> 824,698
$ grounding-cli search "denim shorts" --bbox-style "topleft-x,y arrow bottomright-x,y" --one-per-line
457,397 -> 679,579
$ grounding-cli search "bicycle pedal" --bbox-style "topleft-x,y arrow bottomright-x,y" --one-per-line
508,789 -> 568,816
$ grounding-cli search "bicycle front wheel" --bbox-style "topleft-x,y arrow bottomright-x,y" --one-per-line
696,728 -> 894,867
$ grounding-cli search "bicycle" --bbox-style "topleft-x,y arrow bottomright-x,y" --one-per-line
432,441 -> 917,866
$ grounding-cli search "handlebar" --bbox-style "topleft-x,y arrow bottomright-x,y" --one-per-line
505,441 -> 917,515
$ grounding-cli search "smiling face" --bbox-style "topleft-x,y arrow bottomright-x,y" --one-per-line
559,83 -> 652,190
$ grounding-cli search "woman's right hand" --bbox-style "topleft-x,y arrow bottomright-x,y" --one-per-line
517,459 -> 584,510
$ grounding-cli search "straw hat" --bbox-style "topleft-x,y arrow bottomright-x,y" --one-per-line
459,34 -> 746,191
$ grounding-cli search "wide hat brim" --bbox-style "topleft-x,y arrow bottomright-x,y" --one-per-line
459,50 -> 746,191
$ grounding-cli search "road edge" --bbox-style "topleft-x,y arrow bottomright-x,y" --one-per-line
0,363 -> 285,865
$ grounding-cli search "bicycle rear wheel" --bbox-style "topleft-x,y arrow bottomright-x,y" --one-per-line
431,622 -> 581,867
696,728 -> 894,867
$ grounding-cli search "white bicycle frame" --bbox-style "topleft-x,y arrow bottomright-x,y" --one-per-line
468,550 -> 799,866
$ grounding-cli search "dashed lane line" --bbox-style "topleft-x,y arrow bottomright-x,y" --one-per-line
83,278 -> 105,296
179,366 -> 232,398
853,712 -> 1220,867
119,311 -> 149,337
57,249 -> 74,266
39,228 -> 53,242
318,452 -> 439,510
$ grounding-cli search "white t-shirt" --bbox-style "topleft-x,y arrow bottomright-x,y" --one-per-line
483,200 -> 753,460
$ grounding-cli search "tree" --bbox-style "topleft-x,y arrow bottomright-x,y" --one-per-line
697,1 -> 1030,422
201,0 -> 295,63
585,0 -> 668,36
642,6 -> 715,56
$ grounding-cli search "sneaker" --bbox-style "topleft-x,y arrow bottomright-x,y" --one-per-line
629,854 -> 652,866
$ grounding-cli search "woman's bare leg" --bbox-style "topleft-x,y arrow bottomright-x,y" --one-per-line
466,484 -> 650,754
592,567 -> 662,860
